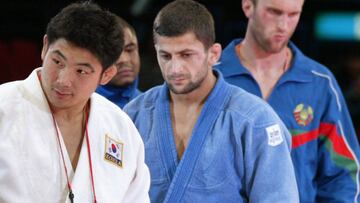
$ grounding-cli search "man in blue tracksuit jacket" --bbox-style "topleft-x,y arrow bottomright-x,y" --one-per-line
124,0 -> 299,202
215,0 -> 360,202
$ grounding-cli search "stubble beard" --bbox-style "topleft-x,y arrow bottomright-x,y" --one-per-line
167,72 -> 207,95
254,30 -> 288,53
251,19 -> 289,54
264,39 -> 288,53
167,79 -> 200,94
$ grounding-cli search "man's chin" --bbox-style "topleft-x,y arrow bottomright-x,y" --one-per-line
272,41 -> 288,53
109,80 -> 134,87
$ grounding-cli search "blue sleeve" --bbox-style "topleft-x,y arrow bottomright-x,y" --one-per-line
316,74 -> 360,202
242,108 -> 299,203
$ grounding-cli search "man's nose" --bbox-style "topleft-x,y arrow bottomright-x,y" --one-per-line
277,15 -> 289,31
170,57 -> 183,73
56,67 -> 72,87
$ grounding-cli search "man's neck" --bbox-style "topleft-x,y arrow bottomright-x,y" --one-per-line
237,37 -> 292,100
169,72 -> 216,159
50,101 -> 88,123
51,101 -> 89,170
237,39 -> 289,73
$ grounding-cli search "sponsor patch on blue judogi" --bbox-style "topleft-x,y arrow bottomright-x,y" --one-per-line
104,134 -> 124,168
266,124 -> 283,146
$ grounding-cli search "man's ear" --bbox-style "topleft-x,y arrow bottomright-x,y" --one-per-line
242,0 -> 254,18
99,65 -> 117,85
208,43 -> 222,66
41,35 -> 49,60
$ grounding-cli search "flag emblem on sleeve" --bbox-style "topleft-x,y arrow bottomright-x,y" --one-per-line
104,134 -> 124,168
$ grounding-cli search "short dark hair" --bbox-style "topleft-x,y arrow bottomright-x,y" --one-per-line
153,0 -> 215,50
46,2 -> 124,70
117,16 -> 136,37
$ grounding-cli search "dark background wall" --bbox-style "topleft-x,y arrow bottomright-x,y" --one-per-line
0,0 -> 360,133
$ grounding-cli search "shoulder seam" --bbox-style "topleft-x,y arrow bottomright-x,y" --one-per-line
311,70 -> 341,112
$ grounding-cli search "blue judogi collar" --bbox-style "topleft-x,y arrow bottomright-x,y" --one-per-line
156,71 -> 232,202
96,78 -> 141,108
124,68 -> 300,202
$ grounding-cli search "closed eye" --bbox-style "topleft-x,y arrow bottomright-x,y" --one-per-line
160,54 -> 171,60
181,53 -> 191,58
289,12 -> 300,18
124,44 -> 137,53
268,8 -> 282,16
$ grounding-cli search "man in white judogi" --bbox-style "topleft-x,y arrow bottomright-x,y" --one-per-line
0,2 -> 150,203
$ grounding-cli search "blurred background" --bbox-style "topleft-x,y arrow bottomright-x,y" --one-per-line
0,0 -> 359,134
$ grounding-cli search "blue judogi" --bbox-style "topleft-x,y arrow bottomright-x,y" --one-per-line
124,71 -> 299,203
96,78 -> 141,108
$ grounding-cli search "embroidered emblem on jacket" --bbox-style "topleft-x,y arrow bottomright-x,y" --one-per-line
104,134 -> 124,168
293,103 -> 313,126
266,124 -> 283,146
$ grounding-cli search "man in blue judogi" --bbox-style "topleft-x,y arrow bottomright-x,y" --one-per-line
97,17 -> 141,108
124,0 -> 299,202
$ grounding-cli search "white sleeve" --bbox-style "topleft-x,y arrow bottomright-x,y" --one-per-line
122,128 -> 150,203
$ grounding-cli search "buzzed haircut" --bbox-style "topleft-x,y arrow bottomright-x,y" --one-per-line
46,2 -> 124,70
153,0 -> 215,50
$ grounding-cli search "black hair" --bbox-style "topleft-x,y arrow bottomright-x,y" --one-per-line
153,0 -> 215,50
116,16 -> 136,37
46,2 -> 124,70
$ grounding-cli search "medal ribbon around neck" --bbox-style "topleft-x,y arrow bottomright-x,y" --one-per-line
51,102 -> 97,203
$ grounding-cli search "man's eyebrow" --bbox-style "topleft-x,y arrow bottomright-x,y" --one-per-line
125,42 -> 137,49
76,63 -> 95,72
51,50 -> 67,60
51,50 -> 95,71
158,49 -> 170,54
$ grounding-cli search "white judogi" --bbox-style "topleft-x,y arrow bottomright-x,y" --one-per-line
0,68 -> 150,203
